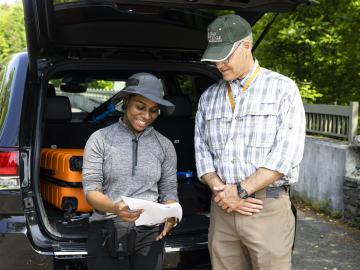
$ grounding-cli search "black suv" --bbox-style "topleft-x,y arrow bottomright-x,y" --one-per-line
0,1 -> 307,269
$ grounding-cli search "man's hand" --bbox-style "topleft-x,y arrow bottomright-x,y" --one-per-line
112,201 -> 143,222
213,184 -> 239,211
213,185 -> 263,215
156,200 -> 178,240
212,182 -> 226,197
231,197 -> 264,215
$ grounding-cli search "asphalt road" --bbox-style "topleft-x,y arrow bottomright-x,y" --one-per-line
293,209 -> 360,270
174,207 -> 360,270
183,208 -> 360,270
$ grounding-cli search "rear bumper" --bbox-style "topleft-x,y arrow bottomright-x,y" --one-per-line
0,215 -> 53,270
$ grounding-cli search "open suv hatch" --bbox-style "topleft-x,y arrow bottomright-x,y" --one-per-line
0,0 -> 309,269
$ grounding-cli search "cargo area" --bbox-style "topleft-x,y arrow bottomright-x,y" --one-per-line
37,67 -> 216,240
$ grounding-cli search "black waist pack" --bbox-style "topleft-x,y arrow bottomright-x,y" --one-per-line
104,218 -> 136,257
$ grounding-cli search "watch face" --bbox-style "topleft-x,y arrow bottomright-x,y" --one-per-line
239,190 -> 248,199
237,183 -> 249,199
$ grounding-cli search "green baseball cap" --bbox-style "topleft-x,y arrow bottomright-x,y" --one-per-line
201,14 -> 252,62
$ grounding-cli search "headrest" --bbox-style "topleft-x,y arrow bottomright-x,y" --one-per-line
194,77 -> 214,92
47,84 -> 56,97
45,96 -> 72,122
194,77 -> 215,99
164,96 -> 192,118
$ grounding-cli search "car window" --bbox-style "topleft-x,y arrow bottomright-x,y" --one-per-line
49,80 -> 125,113
176,74 -> 215,117
53,0 -> 78,5
0,64 -> 8,129
0,61 -> 16,131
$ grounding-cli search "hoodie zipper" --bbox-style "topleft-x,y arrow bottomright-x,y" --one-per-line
118,118 -> 152,176
132,136 -> 139,176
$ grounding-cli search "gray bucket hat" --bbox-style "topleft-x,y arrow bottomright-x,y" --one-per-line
114,72 -> 175,115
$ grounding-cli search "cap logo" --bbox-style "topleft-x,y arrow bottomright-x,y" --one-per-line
126,78 -> 139,87
208,31 -> 222,43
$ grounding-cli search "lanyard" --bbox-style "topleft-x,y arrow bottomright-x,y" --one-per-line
227,65 -> 261,112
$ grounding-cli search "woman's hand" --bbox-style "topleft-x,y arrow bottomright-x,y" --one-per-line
156,200 -> 178,240
156,217 -> 177,240
113,201 -> 143,222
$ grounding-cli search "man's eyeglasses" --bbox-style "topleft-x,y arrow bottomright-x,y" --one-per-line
207,41 -> 243,67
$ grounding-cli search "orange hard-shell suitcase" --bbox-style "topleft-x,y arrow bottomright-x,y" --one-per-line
40,148 -> 84,183
40,148 -> 92,215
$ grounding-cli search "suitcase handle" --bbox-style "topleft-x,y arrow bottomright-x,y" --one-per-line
69,156 -> 83,171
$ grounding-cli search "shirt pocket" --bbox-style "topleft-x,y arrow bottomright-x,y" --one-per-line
204,113 -> 231,153
240,102 -> 278,148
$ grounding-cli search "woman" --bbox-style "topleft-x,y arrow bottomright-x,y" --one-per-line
82,72 -> 178,270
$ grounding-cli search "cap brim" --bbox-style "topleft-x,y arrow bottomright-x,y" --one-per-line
201,42 -> 236,62
113,87 -> 176,115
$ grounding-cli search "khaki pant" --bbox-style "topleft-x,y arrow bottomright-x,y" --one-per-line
208,189 -> 295,270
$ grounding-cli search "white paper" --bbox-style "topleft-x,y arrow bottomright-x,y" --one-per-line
121,196 -> 183,226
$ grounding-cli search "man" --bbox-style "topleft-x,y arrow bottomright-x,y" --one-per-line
194,14 -> 306,270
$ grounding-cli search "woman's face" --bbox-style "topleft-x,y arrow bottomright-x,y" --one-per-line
123,94 -> 160,133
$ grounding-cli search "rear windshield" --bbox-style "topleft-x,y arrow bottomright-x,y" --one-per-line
49,79 -> 125,113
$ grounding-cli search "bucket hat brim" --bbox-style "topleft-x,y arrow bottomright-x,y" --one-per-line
115,87 -> 175,115
201,42 -> 237,62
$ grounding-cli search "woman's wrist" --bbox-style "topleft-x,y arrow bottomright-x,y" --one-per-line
112,200 -> 125,214
163,199 -> 177,204
111,202 -> 117,214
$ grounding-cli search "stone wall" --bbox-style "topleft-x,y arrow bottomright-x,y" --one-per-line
294,136 -> 360,214
344,176 -> 360,226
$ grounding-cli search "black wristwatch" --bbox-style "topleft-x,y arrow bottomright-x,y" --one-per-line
236,182 -> 249,199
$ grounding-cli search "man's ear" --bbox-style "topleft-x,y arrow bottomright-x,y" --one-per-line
243,40 -> 252,51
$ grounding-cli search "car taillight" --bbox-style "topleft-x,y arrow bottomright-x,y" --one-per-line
0,148 -> 20,190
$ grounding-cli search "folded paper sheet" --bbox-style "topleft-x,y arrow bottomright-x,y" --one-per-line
121,196 -> 183,226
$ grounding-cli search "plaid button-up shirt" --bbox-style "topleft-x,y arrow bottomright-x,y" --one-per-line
195,60 -> 306,186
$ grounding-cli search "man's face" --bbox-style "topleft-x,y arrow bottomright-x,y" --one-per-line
214,41 -> 252,81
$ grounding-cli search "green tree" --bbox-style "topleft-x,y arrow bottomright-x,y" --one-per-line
87,80 -> 114,90
253,0 -> 360,104
0,4 -> 26,62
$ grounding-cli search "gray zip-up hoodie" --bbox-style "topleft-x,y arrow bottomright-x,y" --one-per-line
82,119 -> 178,221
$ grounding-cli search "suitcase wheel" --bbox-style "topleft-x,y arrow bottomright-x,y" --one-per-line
62,197 -> 78,220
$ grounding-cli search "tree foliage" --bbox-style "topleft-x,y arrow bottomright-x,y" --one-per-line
0,4 -> 26,62
253,0 -> 360,104
87,80 -> 114,90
